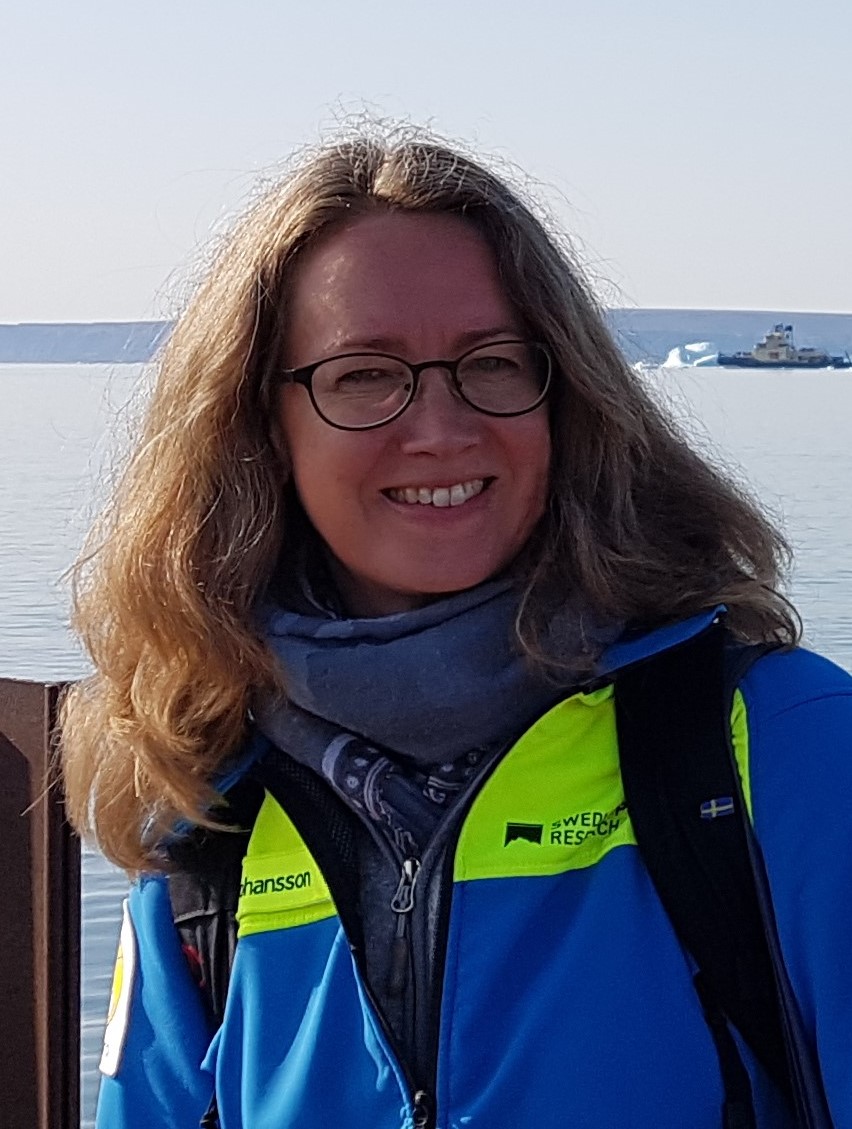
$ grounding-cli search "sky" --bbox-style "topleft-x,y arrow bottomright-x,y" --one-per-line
2,0 -> 850,323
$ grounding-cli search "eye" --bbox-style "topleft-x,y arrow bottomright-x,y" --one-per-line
461,347 -> 524,380
335,366 -> 395,387
313,354 -> 411,397
470,355 -> 514,373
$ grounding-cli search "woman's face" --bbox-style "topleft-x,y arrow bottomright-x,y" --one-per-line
277,210 -> 551,617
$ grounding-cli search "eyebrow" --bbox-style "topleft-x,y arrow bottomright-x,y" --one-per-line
335,326 -> 523,354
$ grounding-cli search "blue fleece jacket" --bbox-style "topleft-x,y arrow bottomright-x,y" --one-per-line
94,616 -> 852,1128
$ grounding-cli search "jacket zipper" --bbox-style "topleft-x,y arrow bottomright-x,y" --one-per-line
388,857 -> 420,997
326,827 -> 431,1124
252,759 -> 430,1123
255,726 -> 569,1129
406,741 -> 524,1129
387,857 -> 434,1128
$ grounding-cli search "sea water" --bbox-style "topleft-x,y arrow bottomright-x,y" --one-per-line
1,362 -> 851,1126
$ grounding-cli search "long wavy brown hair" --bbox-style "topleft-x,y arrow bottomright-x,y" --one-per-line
59,124 -> 799,872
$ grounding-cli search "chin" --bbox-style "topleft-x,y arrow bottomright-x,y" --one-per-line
334,553 -> 517,617
392,570 -> 501,603
382,550 -> 518,599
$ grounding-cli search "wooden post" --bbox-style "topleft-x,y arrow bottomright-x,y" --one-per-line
0,678 -> 80,1129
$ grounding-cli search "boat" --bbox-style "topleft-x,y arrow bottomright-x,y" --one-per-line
717,324 -> 851,369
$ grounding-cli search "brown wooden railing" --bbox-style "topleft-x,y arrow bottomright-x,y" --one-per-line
0,678 -> 80,1129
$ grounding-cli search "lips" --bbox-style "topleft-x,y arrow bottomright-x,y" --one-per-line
384,478 -> 488,508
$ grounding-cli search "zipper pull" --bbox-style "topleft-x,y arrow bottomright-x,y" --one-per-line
391,857 -> 420,914
412,1089 -> 433,1129
388,858 -> 420,997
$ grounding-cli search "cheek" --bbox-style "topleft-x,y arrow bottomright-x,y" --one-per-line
279,390 -> 335,483
278,394 -> 335,513
278,393 -> 380,528
514,418 -> 552,513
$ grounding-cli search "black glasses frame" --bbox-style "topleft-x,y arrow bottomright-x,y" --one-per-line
278,339 -> 553,431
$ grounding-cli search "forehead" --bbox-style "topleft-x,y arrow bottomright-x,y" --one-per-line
283,211 -> 521,360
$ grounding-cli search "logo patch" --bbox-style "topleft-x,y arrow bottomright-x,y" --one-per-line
504,822 -> 544,846
99,899 -> 137,1078
239,870 -> 312,897
548,802 -> 628,844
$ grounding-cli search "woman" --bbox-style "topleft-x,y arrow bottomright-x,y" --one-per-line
61,130 -> 852,1129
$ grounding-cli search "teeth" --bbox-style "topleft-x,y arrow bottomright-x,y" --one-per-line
387,479 -> 486,508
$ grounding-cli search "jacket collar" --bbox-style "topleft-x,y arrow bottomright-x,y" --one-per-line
594,607 -> 723,682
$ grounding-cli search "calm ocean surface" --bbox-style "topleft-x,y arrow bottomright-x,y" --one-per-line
2,362 -> 851,1125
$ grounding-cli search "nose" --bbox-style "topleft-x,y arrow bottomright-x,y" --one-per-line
396,365 -> 481,454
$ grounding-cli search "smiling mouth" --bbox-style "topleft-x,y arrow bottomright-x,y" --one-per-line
384,478 -> 491,508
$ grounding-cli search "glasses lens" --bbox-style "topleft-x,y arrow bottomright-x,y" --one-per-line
311,355 -> 412,427
456,342 -> 551,415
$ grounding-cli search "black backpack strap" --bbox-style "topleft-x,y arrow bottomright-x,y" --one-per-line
167,772 -> 265,1028
616,619 -> 830,1128
166,736 -> 365,1019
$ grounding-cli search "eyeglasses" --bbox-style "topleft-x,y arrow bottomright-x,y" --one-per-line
279,339 -> 553,431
